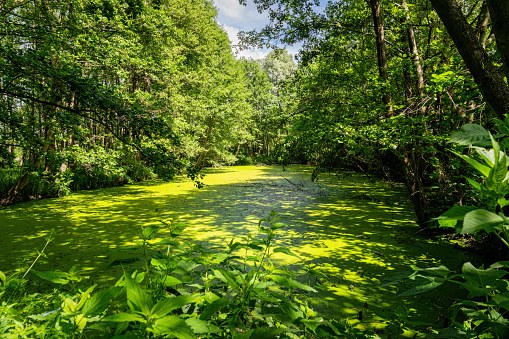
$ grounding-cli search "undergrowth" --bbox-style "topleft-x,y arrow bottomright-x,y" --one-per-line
0,211 -> 372,338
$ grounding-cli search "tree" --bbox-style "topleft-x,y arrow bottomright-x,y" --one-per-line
238,0 -> 489,226
0,0 -> 253,203
429,0 -> 509,120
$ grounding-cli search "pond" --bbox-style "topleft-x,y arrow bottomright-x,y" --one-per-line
0,165 -> 468,330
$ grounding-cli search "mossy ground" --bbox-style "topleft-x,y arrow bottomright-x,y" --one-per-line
0,165 -> 470,335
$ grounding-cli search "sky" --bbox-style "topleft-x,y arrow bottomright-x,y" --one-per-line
213,0 -> 302,60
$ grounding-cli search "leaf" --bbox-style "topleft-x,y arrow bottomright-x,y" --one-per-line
32,270 -> 69,284
460,283 -> 496,298
396,275 -> 445,297
125,272 -> 153,316
74,314 -> 87,332
492,292 -> 509,311
279,299 -> 303,321
151,295 -> 197,318
449,124 -> 490,145
102,312 -> 146,323
178,260 -> 201,272
465,177 -> 482,191
268,275 -> 316,292
155,239 -> 186,252
82,287 -> 122,317
184,317 -> 210,334
273,247 -> 300,258
141,225 -> 159,240
160,275 -> 182,287
462,209 -> 504,234
490,261 -> 509,269
199,298 -> 229,320
461,262 -> 506,287
413,266 -> 451,278
380,271 -> 414,286
457,154 -> 490,177
433,206 -> 477,228
213,269 -> 239,289
271,222 -> 286,230
170,224 -> 188,237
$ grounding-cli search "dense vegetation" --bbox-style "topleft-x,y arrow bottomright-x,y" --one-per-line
2,0 -> 509,337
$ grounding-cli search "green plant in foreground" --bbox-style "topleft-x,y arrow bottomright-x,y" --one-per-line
382,122 -> 509,338
0,211 -> 373,338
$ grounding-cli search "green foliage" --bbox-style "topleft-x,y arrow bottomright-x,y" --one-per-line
0,211 -> 371,338
383,122 -> 509,338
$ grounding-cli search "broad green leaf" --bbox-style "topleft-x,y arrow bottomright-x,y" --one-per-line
204,291 -> 220,303
184,317 -> 210,334
178,260 -> 201,272
271,222 -> 286,230
492,292 -> 509,311
273,247 -> 300,258
82,287 -> 122,317
449,124 -> 490,145
413,266 -> 451,278
102,312 -> 146,323
279,299 -> 303,321
76,285 -> 95,312
433,206 -> 477,228
459,283 -> 496,298
199,298 -> 229,320
210,253 -> 229,264
155,239 -> 186,252
396,275 -> 445,297
160,275 -> 182,287
301,318 -> 323,331
268,275 -> 317,292
490,261 -> 509,269
74,314 -> 87,332
32,270 -> 69,284
465,177 -> 482,191
170,224 -> 188,237
461,262 -> 506,287
380,271 -> 414,286
462,209 -> 504,234
151,295 -> 197,318
141,225 -> 159,240
488,150 -> 508,184
125,272 -> 153,316
213,269 -> 239,289
457,154 -> 490,177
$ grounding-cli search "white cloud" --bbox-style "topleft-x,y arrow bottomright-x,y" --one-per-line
215,1 -> 302,61
221,24 -> 270,59
213,0 -> 269,30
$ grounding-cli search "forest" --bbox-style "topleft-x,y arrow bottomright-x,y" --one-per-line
1,0 -> 509,338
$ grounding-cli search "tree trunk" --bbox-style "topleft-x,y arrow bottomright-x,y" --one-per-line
368,0 -> 393,116
487,0 -> 509,80
429,0 -> 509,120
403,0 -> 425,100
476,0 -> 490,48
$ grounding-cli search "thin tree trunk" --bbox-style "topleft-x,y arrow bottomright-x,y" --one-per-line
368,0 -> 393,116
429,0 -> 509,120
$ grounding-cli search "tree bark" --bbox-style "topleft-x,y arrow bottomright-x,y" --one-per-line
429,0 -> 509,120
368,0 -> 393,116
476,0 -> 490,48
403,0 -> 424,99
487,0 -> 509,80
